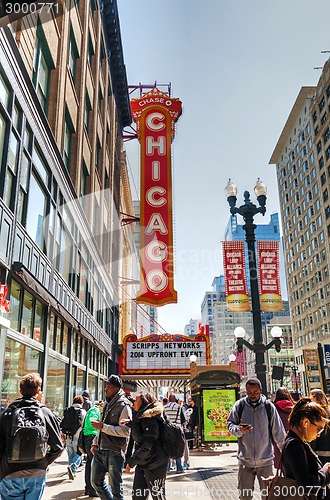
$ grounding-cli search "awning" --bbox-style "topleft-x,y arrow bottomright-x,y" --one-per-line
12,262 -> 57,308
12,262 -> 111,355
190,369 -> 241,387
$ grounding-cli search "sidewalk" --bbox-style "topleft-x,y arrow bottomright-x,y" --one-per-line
43,444 -> 262,500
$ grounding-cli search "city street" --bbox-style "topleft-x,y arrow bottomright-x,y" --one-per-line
43,444 -> 261,500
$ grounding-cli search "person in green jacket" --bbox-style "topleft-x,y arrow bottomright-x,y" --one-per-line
83,402 -> 101,497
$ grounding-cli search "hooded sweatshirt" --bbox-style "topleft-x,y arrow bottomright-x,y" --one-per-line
128,402 -> 168,470
227,395 -> 286,468
0,397 -> 63,481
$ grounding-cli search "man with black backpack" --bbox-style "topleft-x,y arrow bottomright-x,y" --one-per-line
226,378 -> 286,500
61,395 -> 86,480
0,373 -> 63,500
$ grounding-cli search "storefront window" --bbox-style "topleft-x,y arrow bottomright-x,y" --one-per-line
77,368 -> 85,396
48,313 -> 55,349
33,300 -> 43,343
21,290 -> 33,337
8,280 -> 21,331
55,318 -> 62,353
62,324 -> 68,356
45,355 -> 66,417
1,339 -> 40,408
81,338 -> 85,364
87,374 -> 97,404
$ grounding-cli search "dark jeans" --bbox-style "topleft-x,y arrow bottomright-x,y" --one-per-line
132,463 -> 167,500
124,435 -> 134,468
91,449 -> 124,500
83,433 -> 97,495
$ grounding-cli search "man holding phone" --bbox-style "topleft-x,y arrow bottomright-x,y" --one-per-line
227,378 -> 286,500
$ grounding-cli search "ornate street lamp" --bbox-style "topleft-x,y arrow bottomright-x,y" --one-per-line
233,326 -> 282,393
225,179 -> 281,395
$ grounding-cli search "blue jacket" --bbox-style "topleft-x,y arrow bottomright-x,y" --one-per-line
227,395 -> 286,467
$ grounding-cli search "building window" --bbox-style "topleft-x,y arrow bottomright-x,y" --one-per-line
313,111 -> 317,123
26,170 -> 48,250
17,151 -> 30,224
88,34 -> 94,69
319,157 -> 324,169
3,131 -> 19,210
326,146 -> 330,160
63,109 -> 74,172
80,161 -> 89,210
324,128 -> 330,144
321,113 -> 327,125
319,97 -> 325,112
317,141 -> 322,153
33,29 -> 52,113
98,85 -> 103,112
68,27 -> 78,84
0,72 -> 10,110
95,137 -> 101,172
324,189 -> 328,202
55,213 -> 73,285
84,92 -> 91,133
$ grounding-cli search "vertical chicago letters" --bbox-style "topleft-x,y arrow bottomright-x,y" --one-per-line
131,88 -> 182,305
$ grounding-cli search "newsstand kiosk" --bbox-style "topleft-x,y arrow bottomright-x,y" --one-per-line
190,361 -> 241,448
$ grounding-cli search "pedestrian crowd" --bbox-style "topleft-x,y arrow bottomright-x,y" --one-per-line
0,372 -> 197,500
2,371 -> 330,500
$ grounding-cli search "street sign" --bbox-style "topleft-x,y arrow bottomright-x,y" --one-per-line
324,345 -> 330,367
303,349 -> 324,392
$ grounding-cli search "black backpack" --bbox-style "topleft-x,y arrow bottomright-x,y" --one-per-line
7,405 -> 49,463
159,414 -> 185,460
61,405 -> 83,437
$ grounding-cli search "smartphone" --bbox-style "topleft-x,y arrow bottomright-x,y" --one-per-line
240,423 -> 250,428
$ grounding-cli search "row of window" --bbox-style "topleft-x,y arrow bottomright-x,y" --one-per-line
0,67 -> 120,338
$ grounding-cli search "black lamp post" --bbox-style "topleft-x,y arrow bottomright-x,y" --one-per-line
225,179 -> 282,395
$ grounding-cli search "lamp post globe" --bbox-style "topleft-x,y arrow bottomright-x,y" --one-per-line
234,327 -> 246,338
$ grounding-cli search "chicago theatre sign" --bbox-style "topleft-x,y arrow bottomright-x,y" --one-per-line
131,88 -> 182,306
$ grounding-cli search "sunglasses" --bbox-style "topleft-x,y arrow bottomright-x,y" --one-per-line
310,422 -> 325,435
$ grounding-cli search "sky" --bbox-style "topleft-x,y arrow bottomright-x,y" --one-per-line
117,0 -> 330,334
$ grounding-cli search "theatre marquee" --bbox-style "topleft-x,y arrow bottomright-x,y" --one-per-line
120,332 -> 210,374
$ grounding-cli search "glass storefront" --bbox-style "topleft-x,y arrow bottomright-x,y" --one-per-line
1,338 -> 40,408
45,355 -> 67,417
77,368 -> 85,396
88,374 -> 97,404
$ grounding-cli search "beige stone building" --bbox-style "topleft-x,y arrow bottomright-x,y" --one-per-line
270,64 -> 330,393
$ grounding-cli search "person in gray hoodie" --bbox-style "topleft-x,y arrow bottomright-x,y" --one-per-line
227,378 -> 286,500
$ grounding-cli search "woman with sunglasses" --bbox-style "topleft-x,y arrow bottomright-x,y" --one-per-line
280,397 -> 330,499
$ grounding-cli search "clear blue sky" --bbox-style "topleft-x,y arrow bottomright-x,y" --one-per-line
118,0 -> 330,333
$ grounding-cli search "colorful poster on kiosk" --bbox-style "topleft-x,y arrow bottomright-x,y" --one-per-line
203,389 -> 237,442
